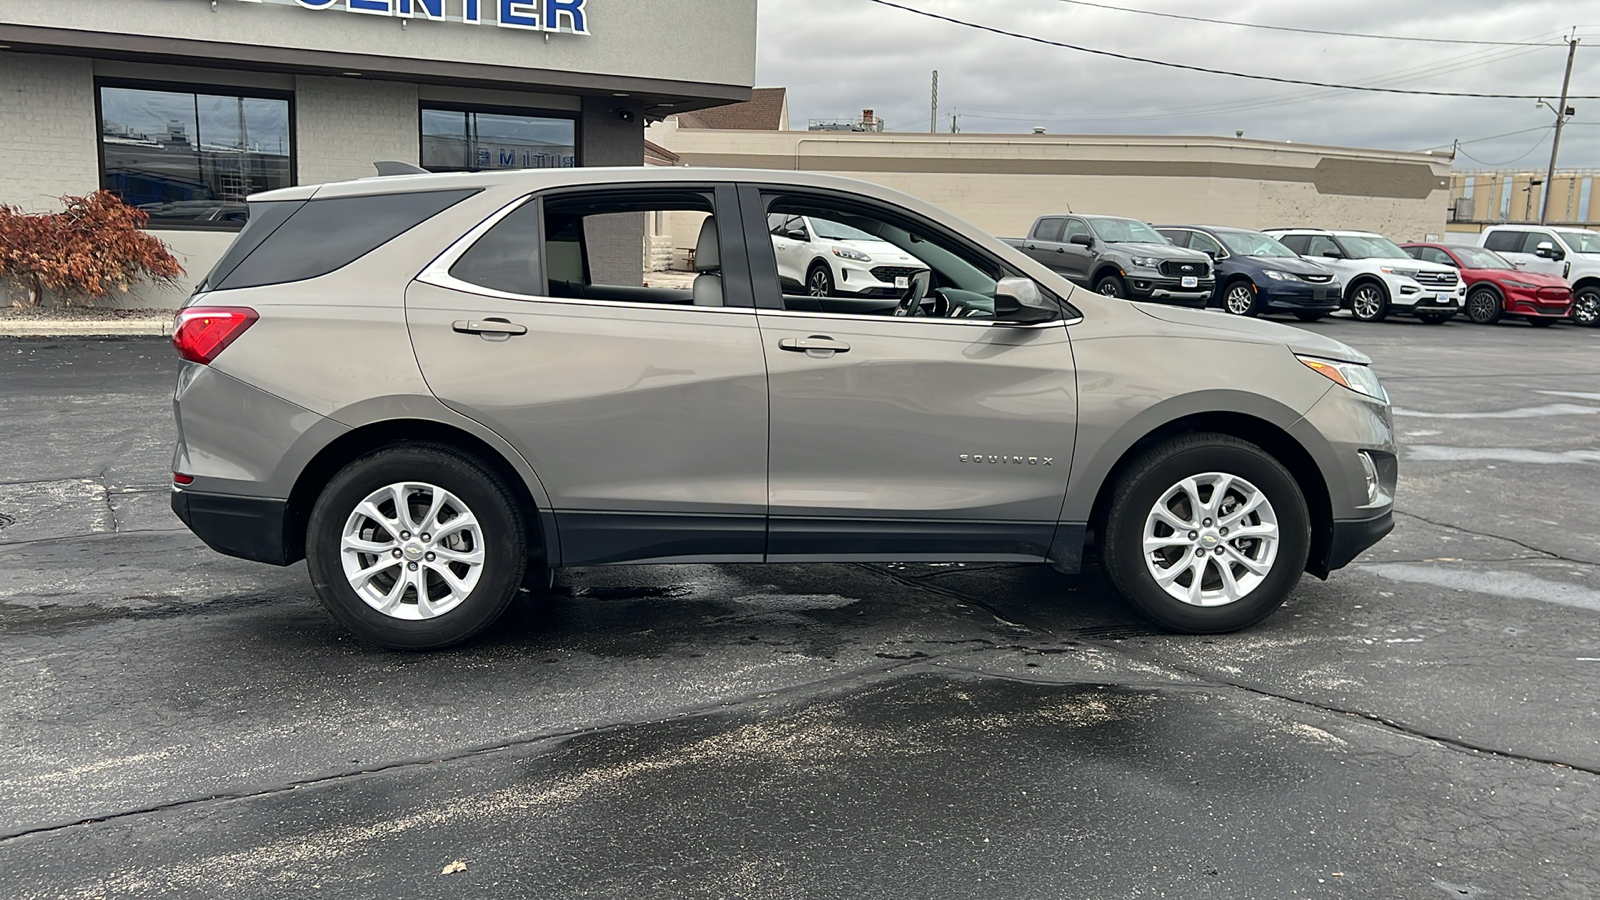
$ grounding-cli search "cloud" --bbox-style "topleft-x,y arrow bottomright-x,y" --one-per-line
755,0 -> 1600,169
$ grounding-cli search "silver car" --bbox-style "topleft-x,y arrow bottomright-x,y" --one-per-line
170,167 -> 1396,649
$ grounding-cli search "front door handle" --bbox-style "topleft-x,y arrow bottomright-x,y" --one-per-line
778,335 -> 851,356
452,318 -> 528,340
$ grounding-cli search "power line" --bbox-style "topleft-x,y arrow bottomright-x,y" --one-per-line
1050,0 -> 1564,47
863,0 -> 1600,100
1414,125 -> 1566,152
1455,127 -> 1556,166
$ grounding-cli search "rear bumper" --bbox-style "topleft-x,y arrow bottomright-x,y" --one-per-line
1319,510 -> 1394,575
172,488 -> 292,566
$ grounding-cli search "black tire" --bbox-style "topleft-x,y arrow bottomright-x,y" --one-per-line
1221,280 -> 1262,317
306,443 -> 528,650
1525,315 -> 1558,328
807,262 -> 835,297
1095,274 -> 1128,299
1465,286 -> 1503,325
1293,311 -> 1327,323
1101,433 -> 1310,634
1348,281 -> 1390,322
1418,313 -> 1453,325
1574,287 -> 1600,327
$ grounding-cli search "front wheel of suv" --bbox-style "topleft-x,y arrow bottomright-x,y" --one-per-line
1574,287 -> 1600,327
306,444 -> 528,650
1348,282 -> 1390,322
1465,286 -> 1503,324
1096,274 -> 1128,299
807,263 -> 835,298
1101,433 -> 1310,634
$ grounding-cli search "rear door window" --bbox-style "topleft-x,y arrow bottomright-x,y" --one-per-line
215,189 -> 479,291
1484,230 -> 1528,254
1278,235 -> 1310,254
1031,217 -> 1066,242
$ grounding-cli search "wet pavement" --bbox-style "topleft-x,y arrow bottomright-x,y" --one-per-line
1,319 -> 1598,898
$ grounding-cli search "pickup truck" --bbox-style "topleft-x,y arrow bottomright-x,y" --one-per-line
1003,214 -> 1214,306
1477,224 -> 1600,326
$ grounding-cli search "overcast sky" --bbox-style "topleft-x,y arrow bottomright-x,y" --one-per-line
754,0 -> 1600,170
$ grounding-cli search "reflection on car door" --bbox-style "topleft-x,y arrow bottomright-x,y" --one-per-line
408,185 -> 771,566
741,186 -> 1079,561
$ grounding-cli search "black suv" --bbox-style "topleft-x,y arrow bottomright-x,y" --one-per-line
1156,225 -> 1342,321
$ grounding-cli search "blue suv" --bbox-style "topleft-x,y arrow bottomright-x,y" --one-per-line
1156,225 -> 1342,321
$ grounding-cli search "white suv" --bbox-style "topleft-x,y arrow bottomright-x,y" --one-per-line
1265,228 -> 1464,323
768,213 -> 929,301
1478,225 -> 1600,327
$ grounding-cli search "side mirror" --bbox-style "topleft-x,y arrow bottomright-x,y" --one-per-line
1201,249 -> 1218,260
1535,242 -> 1564,261
1068,234 -> 1093,247
993,277 -> 1058,323
1321,250 -> 1344,259
785,229 -> 807,241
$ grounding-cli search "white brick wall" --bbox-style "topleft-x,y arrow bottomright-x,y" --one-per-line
0,53 -> 99,211
294,76 -> 419,186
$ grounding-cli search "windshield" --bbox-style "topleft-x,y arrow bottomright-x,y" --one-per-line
1557,231 -> 1600,254
1337,234 -> 1409,260
1088,217 -> 1166,244
1453,247 -> 1515,270
1215,230 -> 1298,258
810,218 -> 879,242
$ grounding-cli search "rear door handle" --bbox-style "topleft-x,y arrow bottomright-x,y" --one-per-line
452,318 -> 527,339
778,335 -> 851,355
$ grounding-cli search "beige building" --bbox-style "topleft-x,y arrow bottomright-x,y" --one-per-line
647,118 -> 1455,247
1446,170 -> 1600,235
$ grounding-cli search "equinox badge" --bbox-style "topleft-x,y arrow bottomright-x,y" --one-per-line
961,454 -> 1053,465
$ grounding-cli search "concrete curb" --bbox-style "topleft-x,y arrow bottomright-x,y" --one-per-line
0,319 -> 173,337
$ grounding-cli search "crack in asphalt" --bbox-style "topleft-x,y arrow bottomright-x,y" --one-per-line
1394,508 -> 1600,567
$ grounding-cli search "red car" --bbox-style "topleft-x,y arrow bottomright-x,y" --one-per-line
1402,243 -> 1573,326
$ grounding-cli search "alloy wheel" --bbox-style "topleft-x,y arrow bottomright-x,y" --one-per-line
1141,472 -> 1280,608
1225,284 -> 1256,316
1575,290 -> 1600,326
339,482 -> 485,620
1351,285 -> 1384,321
808,268 -> 832,297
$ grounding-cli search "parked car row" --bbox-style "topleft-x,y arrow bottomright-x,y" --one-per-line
988,212 -> 1599,328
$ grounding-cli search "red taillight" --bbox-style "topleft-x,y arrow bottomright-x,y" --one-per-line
172,307 -> 259,364
173,473 -> 195,485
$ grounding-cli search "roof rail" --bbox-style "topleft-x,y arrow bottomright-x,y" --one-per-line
374,161 -> 430,176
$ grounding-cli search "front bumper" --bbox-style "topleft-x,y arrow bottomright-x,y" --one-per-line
172,488 -> 292,566
1504,285 -> 1573,317
1127,274 -> 1215,306
834,259 -> 928,297
1320,510 -> 1395,574
1261,281 -> 1342,311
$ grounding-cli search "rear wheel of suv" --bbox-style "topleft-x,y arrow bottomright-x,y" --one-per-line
306,444 -> 528,649
1465,286 -> 1503,324
1348,282 -> 1390,322
1222,281 -> 1261,317
1102,433 -> 1310,634
1574,287 -> 1600,327
1096,274 -> 1128,299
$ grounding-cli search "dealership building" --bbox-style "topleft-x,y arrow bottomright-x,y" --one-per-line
0,0 -> 756,303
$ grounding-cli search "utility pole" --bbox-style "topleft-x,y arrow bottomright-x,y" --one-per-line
949,112 -> 959,134
1539,35 -> 1579,225
929,70 -> 938,134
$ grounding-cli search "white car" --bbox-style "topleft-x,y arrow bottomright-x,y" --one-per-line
1265,228 -> 1465,323
1479,224 -> 1600,326
769,213 -> 929,299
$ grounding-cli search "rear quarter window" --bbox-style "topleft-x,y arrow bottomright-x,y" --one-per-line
215,189 -> 480,291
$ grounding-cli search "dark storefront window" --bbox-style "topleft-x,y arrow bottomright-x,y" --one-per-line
421,107 -> 577,172
98,83 -> 293,229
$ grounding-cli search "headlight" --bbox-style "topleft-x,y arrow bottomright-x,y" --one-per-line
831,246 -> 872,262
1380,266 -> 1418,277
1129,255 -> 1162,269
1503,280 -> 1537,289
1297,355 -> 1389,403
1263,270 -> 1302,282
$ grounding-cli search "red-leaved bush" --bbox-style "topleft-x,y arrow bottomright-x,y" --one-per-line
0,191 -> 184,307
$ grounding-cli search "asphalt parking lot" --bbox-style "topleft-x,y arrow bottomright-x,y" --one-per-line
2,315 -> 1598,899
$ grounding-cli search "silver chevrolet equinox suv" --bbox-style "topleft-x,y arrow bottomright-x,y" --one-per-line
170,167 -> 1396,649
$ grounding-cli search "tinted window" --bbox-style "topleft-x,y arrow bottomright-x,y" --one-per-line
1521,231 -> 1556,253
217,189 -> 479,291
450,200 -> 542,295
99,84 -> 292,230
1188,231 -> 1224,257
526,189 -> 720,305
1155,229 -> 1189,247
1305,236 -> 1342,258
1277,234 -> 1310,254
1032,217 -> 1066,242
1420,247 -> 1457,267
1063,218 -> 1093,243
202,200 -> 305,291
1483,231 -> 1527,253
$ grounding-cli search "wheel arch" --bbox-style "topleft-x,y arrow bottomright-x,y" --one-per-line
1344,273 -> 1388,300
283,419 -> 551,567
1467,281 -> 1504,301
1081,410 -> 1334,579
1091,264 -> 1125,286
1572,275 -> 1600,293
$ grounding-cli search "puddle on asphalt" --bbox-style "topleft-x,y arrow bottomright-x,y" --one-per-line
1406,446 -> 1600,464
1362,563 -> 1600,614
1394,403 -> 1600,420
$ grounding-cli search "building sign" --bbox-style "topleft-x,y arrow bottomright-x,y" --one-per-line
233,0 -> 590,35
